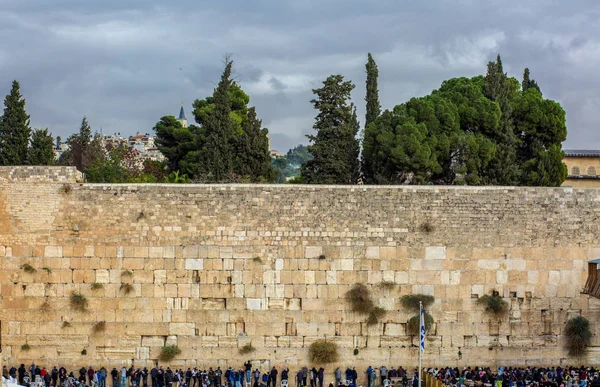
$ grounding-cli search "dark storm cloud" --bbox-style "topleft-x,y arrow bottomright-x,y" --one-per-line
0,0 -> 598,151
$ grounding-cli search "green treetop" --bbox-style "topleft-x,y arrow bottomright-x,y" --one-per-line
0,80 -> 31,165
28,128 -> 55,165
365,53 -> 381,129
301,74 -> 360,184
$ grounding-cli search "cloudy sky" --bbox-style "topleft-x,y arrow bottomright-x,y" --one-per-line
0,0 -> 598,152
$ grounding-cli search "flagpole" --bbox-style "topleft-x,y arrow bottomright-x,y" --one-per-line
418,301 -> 422,387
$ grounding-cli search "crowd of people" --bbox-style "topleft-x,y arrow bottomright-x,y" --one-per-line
4,363 -> 600,387
423,366 -> 600,387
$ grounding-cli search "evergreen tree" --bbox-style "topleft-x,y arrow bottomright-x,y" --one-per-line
301,75 -> 359,184
67,116 -> 94,171
365,53 -> 381,129
0,80 -> 31,165
233,107 -> 274,182
28,128 -> 55,165
522,68 -> 541,94
197,59 -> 235,182
483,55 -> 520,185
153,115 -> 199,175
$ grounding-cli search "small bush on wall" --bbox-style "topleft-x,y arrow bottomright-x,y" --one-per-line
159,345 -> 181,362
478,291 -> 508,315
308,340 -> 338,364
564,316 -> 592,358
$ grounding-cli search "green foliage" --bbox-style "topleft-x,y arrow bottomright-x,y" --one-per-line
22,263 -> 36,273
308,340 -> 338,364
70,292 -> 88,312
81,349 -> 87,356
42,267 -> 52,274
365,53 -> 381,129
120,283 -> 134,295
302,75 -> 360,184
91,283 -> 104,290
353,348 -> 359,356
65,116 -> 98,171
522,68 -> 541,94
252,257 -> 263,263
233,107 -> 275,182
195,59 -> 235,182
60,183 -> 72,194
407,312 -> 434,335
92,321 -> 106,333
28,128 -> 55,165
62,321 -> 72,329
286,145 -> 312,166
477,291 -> 508,315
239,343 -> 255,355
83,143 -> 133,183
272,145 -> 313,183
164,171 -> 191,184
21,344 -> 31,351
158,345 -> 181,362
401,294 -> 435,312
367,306 -> 386,325
363,55 -> 567,187
0,80 -> 31,165
153,116 -> 197,175
564,316 -> 592,357
156,62 -> 273,183
287,175 -> 303,184
346,284 -> 374,313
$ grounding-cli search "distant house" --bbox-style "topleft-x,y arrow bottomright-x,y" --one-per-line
562,150 -> 600,188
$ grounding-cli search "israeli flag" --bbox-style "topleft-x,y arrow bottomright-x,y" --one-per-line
419,303 -> 425,352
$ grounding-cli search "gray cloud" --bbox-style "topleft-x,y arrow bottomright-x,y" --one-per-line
0,0 -> 599,151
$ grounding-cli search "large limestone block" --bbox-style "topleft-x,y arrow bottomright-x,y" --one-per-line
305,246 -> 322,259
425,246 -> 446,260
169,323 -> 195,336
44,246 -> 63,258
247,298 -> 263,310
185,259 -> 204,270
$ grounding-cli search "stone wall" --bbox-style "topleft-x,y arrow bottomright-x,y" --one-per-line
1,167 -> 600,372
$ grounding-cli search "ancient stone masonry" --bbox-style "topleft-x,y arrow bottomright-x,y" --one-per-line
1,166 -> 600,370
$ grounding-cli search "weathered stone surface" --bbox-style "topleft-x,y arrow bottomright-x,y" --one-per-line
1,167 -> 600,369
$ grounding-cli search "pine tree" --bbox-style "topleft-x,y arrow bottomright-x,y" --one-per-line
0,80 -> 31,165
301,75 -> 359,184
198,59 -> 235,182
28,128 -> 55,165
365,53 -> 381,129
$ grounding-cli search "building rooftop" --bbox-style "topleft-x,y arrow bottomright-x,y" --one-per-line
179,105 -> 186,120
564,149 -> 600,157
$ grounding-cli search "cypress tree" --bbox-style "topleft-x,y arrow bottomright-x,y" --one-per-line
234,107 -> 274,182
483,55 -> 519,185
0,80 -> 31,165
365,53 -> 381,129
69,116 -> 93,171
28,128 -> 55,165
301,74 -> 359,184
199,59 -> 234,182
522,68 -> 541,94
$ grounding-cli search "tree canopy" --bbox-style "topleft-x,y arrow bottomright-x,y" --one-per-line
154,59 -> 274,183
363,56 -> 566,186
